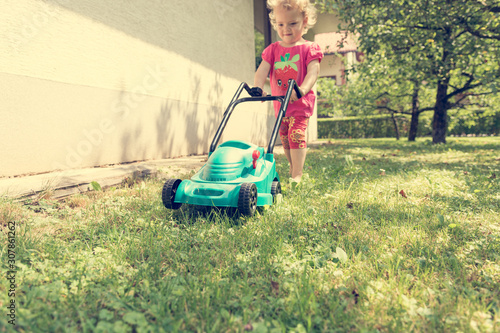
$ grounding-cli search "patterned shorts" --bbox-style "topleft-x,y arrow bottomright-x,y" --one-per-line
279,116 -> 309,149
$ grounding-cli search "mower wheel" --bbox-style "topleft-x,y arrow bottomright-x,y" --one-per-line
271,181 -> 281,202
238,183 -> 257,216
162,179 -> 182,209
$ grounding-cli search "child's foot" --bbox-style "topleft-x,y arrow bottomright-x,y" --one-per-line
289,177 -> 301,190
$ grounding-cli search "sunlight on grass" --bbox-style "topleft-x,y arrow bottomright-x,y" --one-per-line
0,137 -> 498,332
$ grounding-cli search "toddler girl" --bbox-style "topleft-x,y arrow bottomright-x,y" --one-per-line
254,0 -> 323,184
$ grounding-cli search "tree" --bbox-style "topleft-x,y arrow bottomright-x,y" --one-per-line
333,0 -> 500,143
317,55 -> 436,141
352,51 -> 436,141
457,0 -> 500,40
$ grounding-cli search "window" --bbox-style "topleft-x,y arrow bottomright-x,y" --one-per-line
254,0 -> 272,70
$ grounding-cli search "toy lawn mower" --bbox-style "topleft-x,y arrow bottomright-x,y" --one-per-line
161,79 -> 302,216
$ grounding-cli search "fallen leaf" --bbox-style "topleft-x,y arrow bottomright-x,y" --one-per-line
323,223 -> 340,229
352,289 -> 360,304
399,190 -> 408,198
340,289 -> 359,311
336,247 -> 348,263
271,280 -> 279,295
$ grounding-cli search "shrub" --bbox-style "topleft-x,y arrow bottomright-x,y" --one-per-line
318,115 -> 410,139
318,112 -> 499,139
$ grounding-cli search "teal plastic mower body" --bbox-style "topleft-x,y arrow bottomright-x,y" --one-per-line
162,80 -> 301,216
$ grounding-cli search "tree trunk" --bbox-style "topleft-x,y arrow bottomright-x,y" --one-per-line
408,80 -> 420,141
409,112 -> 419,141
391,111 -> 400,140
432,78 -> 450,144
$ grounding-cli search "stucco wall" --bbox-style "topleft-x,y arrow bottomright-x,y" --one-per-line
320,52 -> 359,86
304,13 -> 342,41
0,0 -> 271,177
320,54 -> 344,85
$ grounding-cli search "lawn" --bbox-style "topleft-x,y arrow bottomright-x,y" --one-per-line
1,137 -> 499,332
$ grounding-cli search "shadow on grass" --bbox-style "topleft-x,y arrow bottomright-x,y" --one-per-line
169,204 -> 244,225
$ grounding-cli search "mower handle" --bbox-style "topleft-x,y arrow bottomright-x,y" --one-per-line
243,81 -> 302,99
209,79 -> 302,154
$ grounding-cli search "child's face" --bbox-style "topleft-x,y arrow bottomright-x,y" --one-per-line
274,6 -> 307,46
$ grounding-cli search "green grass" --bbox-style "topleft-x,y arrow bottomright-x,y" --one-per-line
1,137 -> 499,332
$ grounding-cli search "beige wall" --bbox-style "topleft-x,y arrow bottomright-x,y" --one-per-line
319,52 -> 359,85
314,13 -> 344,34
0,0 -> 275,177
304,13 -> 342,40
320,54 -> 344,85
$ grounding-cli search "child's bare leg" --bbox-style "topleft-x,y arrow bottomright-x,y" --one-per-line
290,148 -> 307,182
284,149 -> 293,175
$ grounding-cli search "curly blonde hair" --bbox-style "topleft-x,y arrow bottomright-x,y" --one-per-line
267,0 -> 317,34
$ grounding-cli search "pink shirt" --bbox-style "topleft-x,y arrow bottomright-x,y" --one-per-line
262,41 -> 323,118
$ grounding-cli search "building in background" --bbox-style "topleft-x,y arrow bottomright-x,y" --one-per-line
1,1 -> 347,178
315,31 -> 360,85
1,0 -> 276,177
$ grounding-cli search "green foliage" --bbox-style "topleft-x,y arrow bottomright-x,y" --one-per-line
334,0 -> 500,143
318,60 -> 500,138
318,115 -> 412,139
318,112 -> 499,139
1,138 -> 499,331
449,110 -> 500,136
317,77 -> 347,117
447,92 -> 500,135
315,0 -> 339,13
255,29 -> 266,70
90,181 -> 102,192
317,69 -> 435,120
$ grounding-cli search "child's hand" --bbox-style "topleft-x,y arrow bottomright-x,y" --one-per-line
289,87 -> 304,103
261,90 -> 268,102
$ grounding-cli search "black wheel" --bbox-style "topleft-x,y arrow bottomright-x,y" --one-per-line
162,179 -> 182,209
238,183 -> 258,216
271,181 -> 281,203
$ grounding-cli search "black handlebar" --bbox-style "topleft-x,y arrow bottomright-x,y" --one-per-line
247,86 -> 263,97
209,79 -> 302,154
244,80 -> 302,99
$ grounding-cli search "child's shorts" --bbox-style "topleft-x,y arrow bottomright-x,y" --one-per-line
279,116 -> 309,149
